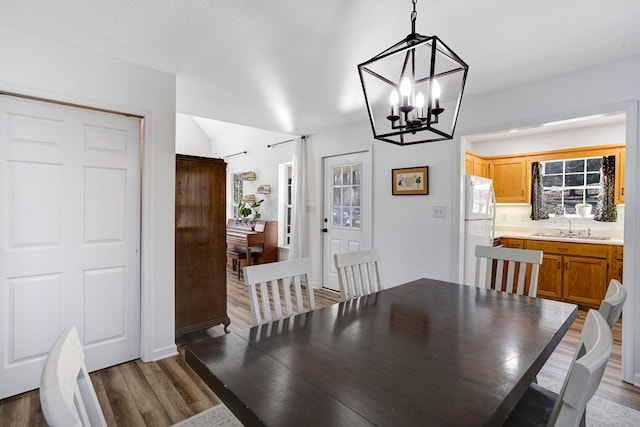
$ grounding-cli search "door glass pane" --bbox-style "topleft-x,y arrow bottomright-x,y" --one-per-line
333,166 -> 342,185
333,188 -> 341,206
352,185 -> 361,206
343,166 -> 352,185
332,207 -> 341,226
330,161 -> 364,230
342,207 -> 351,227
352,164 -> 361,185
353,207 -> 361,227
343,187 -> 352,206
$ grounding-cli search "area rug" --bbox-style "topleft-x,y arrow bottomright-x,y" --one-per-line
538,377 -> 640,427
176,383 -> 640,427
172,404 -> 243,427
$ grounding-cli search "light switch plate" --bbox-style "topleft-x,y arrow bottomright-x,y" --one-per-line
433,205 -> 446,218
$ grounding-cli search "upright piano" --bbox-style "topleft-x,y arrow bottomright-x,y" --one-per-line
226,219 -> 278,265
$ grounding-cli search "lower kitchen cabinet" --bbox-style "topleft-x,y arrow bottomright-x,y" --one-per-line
524,239 -> 619,309
537,253 -> 563,300
563,256 -> 609,307
612,246 -> 624,283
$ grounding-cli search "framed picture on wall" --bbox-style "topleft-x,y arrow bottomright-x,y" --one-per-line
392,166 -> 429,195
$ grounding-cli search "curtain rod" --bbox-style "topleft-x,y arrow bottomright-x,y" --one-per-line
267,135 -> 306,148
224,150 -> 248,159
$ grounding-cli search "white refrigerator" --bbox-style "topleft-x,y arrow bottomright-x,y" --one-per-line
463,174 -> 496,286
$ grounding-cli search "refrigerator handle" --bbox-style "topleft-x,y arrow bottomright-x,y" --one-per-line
489,184 -> 497,243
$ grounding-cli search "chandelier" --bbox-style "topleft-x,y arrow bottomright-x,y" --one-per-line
358,0 -> 468,145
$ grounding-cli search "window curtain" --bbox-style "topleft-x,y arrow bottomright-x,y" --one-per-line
530,162 -> 549,220
594,155 -> 617,222
288,136 -> 306,260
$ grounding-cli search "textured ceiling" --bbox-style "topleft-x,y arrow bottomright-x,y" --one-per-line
2,0 -> 640,138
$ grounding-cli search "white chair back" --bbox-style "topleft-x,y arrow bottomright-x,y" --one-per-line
474,245 -> 543,297
242,257 -> 316,326
40,326 -> 107,427
333,249 -> 382,300
549,309 -> 613,426
599,278 -> 626,328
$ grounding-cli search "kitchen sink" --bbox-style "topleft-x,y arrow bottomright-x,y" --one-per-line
529,232 -> 610,241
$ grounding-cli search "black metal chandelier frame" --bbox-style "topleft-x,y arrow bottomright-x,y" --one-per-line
358,0 -> 469,145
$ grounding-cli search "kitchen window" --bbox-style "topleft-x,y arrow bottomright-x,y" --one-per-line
542,157 -> 601,214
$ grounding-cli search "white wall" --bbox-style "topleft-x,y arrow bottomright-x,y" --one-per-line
176,113 -> 213,156
0,25 -> 178,362
305,122 -> 458,288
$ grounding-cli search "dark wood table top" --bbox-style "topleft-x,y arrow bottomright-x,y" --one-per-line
185,278 -> 577,426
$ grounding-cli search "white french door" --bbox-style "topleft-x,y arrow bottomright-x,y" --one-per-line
322,151 -> 372,291
0,95 -> 141,398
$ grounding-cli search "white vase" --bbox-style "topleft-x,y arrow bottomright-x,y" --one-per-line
576,205 -> 592,217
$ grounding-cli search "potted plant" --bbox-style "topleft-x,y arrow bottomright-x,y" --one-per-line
251,199 -> 264,219
237,200 -> 252,219
575,203 -> 592,217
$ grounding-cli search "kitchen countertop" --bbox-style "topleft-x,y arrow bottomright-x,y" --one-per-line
497,230 -> 623,246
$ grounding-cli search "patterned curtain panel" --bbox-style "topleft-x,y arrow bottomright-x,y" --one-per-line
530,162 -> 549,220
594,155 -> 617,222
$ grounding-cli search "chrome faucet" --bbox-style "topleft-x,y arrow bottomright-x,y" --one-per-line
554,215 -> 573,235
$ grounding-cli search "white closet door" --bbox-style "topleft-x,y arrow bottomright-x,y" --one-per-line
0,96 -> 141,398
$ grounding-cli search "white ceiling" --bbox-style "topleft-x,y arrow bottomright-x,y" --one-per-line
2,0 -> 640,138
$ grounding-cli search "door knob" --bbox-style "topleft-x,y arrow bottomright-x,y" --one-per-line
322,228 -> 328,233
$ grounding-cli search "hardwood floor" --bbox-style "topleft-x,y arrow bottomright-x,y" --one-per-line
1,270 -> 639,426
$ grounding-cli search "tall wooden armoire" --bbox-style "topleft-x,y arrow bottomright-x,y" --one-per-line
175,155 -> 230,337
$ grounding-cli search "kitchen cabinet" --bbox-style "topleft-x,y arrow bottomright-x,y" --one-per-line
615,148 -> 625,205
175,155 -> 230,337
500,238 -> 523,249
465,152 -> 489,177
524,240 -> 611,308
612,246 -> 624,283
489,157 -> 529,203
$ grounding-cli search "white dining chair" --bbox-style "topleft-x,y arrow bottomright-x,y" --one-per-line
504,309 -> 613,426
474,245 -> 543,297
333,249 -> 382,300
599,278 -> 627,328
40,326 -> 107,427
242,257 -> 316,326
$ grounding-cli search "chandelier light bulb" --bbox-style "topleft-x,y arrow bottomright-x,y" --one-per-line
415,92 -> 425,118
400,77 -> 412,96
389,90 -> 399,116
431,79 -> 441,102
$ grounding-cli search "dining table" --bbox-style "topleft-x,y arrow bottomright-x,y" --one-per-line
185,278 -> 578,426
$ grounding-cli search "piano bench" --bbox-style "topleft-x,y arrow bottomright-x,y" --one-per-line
226,249 -> 248,279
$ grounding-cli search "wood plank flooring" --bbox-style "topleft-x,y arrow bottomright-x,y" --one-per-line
1,270 -> 639,426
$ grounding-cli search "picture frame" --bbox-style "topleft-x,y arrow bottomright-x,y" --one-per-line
392,166 -> 429,195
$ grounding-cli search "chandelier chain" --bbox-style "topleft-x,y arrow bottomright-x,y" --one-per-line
411,0 -> 417,34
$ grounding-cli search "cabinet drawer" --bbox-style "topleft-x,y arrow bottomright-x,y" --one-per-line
501,238 -> 524,249
524,240 -> 609,258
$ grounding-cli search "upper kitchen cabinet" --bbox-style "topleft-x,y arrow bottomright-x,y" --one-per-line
489,157 -> 529,203
465,152 -> 489,178
615,147 -> 625,204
